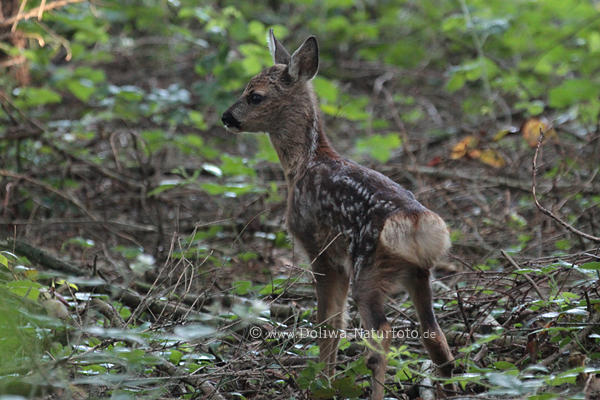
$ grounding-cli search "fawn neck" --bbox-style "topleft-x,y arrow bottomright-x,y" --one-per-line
268,89 -> 339,182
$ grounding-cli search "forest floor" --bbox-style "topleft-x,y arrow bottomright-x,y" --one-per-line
1,25 -> 600,400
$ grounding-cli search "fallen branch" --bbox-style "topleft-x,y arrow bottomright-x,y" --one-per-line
90,298 -> 126,328
1,218 -> 157,232
532,132 -> 600,243
0,239 -> 205,321
0,238 -> 81,275
0,169 -> 98,221
380,164 -> 600,195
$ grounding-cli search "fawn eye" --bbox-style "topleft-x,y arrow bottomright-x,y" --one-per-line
248,93 -> 264,105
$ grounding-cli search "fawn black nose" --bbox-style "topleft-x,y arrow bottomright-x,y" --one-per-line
221,111 -> 241,129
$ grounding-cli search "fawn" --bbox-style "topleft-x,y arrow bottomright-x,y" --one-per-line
222,30 -> 454,399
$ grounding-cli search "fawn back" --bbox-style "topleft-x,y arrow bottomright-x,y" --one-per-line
222,29 -> 454,400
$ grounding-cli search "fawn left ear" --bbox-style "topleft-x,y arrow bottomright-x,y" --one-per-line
288,36 -> 319,82
268,28 -> 291,65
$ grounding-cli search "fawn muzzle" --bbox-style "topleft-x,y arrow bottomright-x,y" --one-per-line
221,110 -> 241,131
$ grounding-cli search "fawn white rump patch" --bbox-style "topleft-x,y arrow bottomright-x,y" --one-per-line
379,211 -> 450,268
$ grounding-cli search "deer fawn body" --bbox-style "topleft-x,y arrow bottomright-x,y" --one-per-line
222,30 -> 454,399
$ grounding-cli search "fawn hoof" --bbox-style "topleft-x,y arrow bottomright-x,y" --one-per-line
437,359 -> 454,378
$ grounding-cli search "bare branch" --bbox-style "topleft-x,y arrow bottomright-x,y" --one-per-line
532,130 -> 600,243
0,0 -> 85,27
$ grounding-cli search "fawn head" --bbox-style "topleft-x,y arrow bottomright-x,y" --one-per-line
221,29 -> 319,134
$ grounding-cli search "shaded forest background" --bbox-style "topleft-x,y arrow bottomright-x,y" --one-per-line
1,0 -> 600,399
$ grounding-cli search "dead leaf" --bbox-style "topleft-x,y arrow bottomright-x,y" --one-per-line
478,149 -> 506,168
427,156 -> 442,167
526,333 -> 538,362
569,352 -> 589,385
521,118 -> 558,147
467,149 -> 481,159
450,136 -> 478,159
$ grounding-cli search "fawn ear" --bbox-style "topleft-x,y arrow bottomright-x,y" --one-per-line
268,28 -> 291,65
288,36 -> 319,82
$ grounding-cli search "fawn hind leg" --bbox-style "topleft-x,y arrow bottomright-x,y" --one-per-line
353,270 -> 393,400
402,267 -> 454,376
314,259 -> 350,376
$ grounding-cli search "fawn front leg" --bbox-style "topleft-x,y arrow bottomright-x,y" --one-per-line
314,260 -> 350,376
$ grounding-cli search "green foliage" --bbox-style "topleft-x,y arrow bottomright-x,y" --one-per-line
355,133 -> 402,163
13,87 -> 62,108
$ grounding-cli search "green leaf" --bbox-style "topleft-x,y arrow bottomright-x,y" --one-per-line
446,72 -> 466,92
112,246 -> 143,260
581,262 -> 600,270
258,278 -> 287,296
62,237 -> 95,250
237,252 -> 258,262
548,79 -> 600,108
494,361 -> 517,370
255,135 -> 279,163
188,110 -> 207,130
6,280 -> 43,301
200,182 -> 262,196
545,369 -> 578,386
74,66 -> 106,83
119,305 -> 131,320
313,77 -> 339,103
332,376 -> 362,397
169,349 -> 183,365
66,79 -> 96,102
232,280 -> 252,295
247,20 -> 266,43
355,133 -> 402,163
147,181 -> 180,197
220,154 -> 255,177
110,84 -> 144,102
527,394 -> 560,400
14,87 -> 62,107
554,238 -> 571,251
298,361 -> 325,390
446,58 -> 499,93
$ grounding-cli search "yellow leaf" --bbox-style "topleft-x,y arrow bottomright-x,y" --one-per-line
450,136 -> 478,159
493,127 -> 518,141
57,278 -> 78,290
522,118 -> 558,147
478,149 -> 506,168
24,269 -> 38,280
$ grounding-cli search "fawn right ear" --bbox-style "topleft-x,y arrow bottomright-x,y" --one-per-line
268,28 -> 291,65
288,36 -> 319,82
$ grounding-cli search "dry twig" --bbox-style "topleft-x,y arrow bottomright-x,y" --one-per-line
532,131 -> 600,243
500,249 -> 544,300
0,0 -> 85,27
0,168 -> 98,220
